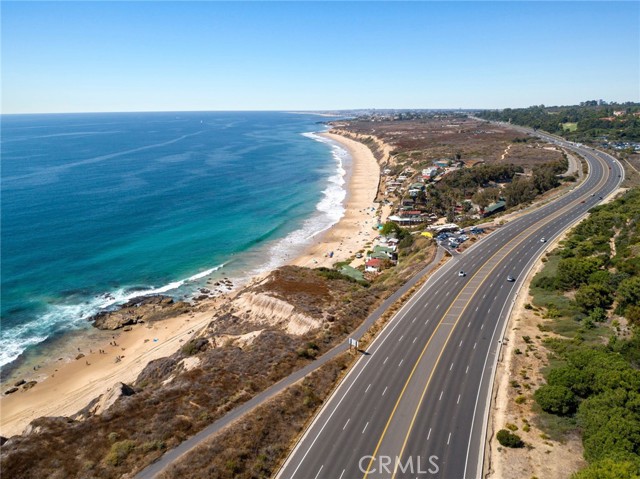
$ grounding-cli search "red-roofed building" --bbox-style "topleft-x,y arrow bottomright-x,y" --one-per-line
365,258 -> 382,272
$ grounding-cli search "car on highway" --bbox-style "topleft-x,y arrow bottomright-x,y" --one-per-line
458,270 -> 466,277
507,275 -> 515,282
540,237 -> 546,243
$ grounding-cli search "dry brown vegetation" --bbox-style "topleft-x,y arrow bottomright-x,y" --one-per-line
340,117 -> 564,170
0,266 -> 381,479
158,354 -> 351,479
0,243 -> 442,479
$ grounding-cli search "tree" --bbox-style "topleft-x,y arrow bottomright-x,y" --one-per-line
547,366 -> 593,397
534,384 -> 578,415
625,305 -> 640,326
572,458 -> 640,479
575,284 -> 613,313
557,257 -> 602,290
618,277 -> 640,310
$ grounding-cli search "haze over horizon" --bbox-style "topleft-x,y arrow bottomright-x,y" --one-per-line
2,1 -> 639,114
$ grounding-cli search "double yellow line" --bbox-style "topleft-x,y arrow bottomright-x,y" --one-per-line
362,152 -> 609,478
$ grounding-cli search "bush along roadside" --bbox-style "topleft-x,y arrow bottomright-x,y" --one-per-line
529,188 -> 640,478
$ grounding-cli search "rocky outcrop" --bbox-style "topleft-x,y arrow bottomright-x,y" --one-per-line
90,295 -> 191,330
89,382 -> 135,416
230,292 -> 321,336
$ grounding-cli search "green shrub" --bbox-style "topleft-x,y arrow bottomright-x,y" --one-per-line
496,429 -> 524,448
105,440 -> 136,467
534,384 -> 578,416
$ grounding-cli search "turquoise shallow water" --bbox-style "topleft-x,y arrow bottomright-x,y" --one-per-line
0,111 -> 347,367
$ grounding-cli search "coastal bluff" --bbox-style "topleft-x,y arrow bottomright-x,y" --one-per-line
90,295 -> 191,330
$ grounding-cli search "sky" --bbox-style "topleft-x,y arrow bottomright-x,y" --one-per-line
2,1 -> 639,113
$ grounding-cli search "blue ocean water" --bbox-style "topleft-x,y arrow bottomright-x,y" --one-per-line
1,112 -> 348,367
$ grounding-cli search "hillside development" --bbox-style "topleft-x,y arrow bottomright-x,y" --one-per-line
332,116 -> 573,227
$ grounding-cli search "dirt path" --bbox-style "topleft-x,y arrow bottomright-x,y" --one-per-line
500,144 -> 512,160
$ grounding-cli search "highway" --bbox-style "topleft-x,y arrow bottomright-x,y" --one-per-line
276,134 -> 623,479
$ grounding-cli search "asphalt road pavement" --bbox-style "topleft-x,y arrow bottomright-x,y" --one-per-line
276,135 -> 623,479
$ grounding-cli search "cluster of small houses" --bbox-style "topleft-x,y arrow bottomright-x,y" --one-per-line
382,159 -> 506,227
339,236 -> 399,281
338,222 -> 490,281
336,158 -> 507,282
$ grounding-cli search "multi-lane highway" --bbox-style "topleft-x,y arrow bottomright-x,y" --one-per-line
276,134 -> 623,479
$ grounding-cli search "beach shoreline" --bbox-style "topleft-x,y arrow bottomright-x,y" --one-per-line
0,129 -> 384,438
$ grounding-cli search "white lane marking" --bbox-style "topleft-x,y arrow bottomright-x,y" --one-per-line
343,418 -> 350,430
425,319 -> 430,325
494,296 -> 498,301
399,335 -> 404,342
383,356 -> 389,365
467,321 -> 471,328
439,391 -> 444,401
459,340 -> 463,347
339,469 -> 345,479
475,306 -> 479,312
481,323 -> 484,330
446,291 -> 450,296
398,359 -> 404,367
450,362 -> 454,371
466,365 -> 469,374
428,428 -> 432,440
413,337 -> 418,344
489,283 -> 493,288
487,308 -> 491,313
473,342 -> 477,349
365,383 -> 371,393
413,316 -> 417,322
362,422 -> 369,434
314,465 -> 323,479
482,294 -> 486,299
457,394 -> 461,404
435,304 -> 440,309
382,386 -> 388,396
447,432 -> 452,445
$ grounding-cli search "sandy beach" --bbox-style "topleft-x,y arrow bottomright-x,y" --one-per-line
0,131 -> 383,438
290,132 -> 384,269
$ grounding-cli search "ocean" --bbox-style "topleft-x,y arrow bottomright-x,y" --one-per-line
0,111 -> 349,369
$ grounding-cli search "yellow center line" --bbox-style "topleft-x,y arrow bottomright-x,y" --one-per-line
388,153 -> 610,478
363,153 -> 609,479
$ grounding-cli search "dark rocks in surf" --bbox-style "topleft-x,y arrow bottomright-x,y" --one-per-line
90,295 -> 191,330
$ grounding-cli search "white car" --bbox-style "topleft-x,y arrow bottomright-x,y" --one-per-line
458,270 -> 466,277
540,237 -> 546,243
